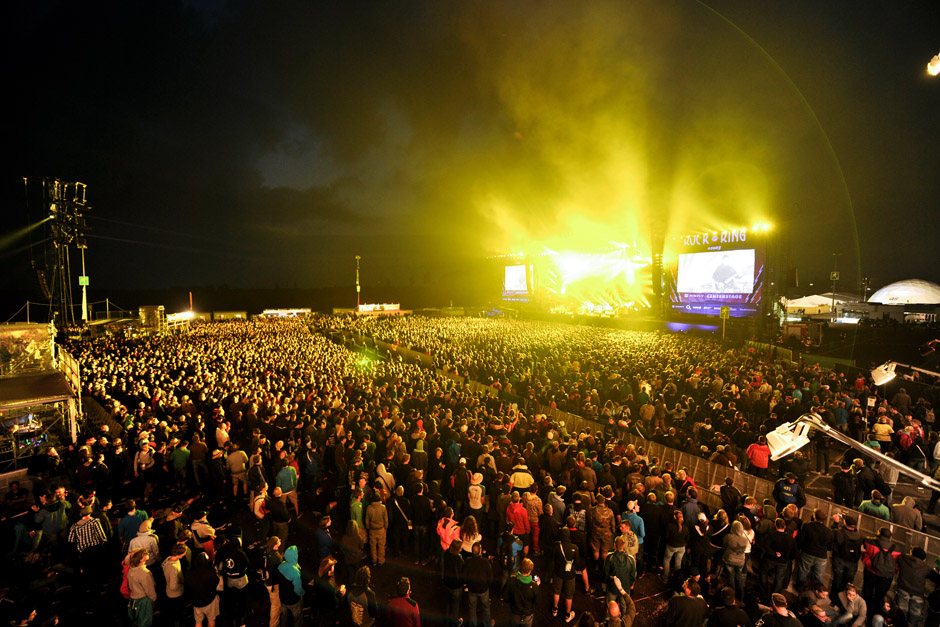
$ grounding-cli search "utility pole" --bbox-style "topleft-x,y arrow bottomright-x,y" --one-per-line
355,255 -> 361,309
830,252 -> 841,321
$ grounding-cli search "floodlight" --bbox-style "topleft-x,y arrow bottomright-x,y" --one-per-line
871,361 -> 897,386
767,420 -> 813,461
772,412 -> 940,492
870,359 -> 940,387
929,52 -> 940,76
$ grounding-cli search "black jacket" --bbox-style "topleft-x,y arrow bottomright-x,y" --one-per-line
504,573 -> 538,617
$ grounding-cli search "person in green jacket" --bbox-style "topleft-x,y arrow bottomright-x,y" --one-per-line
858,490 -> 891,521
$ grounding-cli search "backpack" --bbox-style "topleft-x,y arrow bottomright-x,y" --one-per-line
499,535 -> 518,571
837,534 -> 863,563
870,543 -> 896,578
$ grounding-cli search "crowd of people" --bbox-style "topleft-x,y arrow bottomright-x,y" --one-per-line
2,314 -> 939,627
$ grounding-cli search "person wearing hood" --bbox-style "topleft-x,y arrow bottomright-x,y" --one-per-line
218,535 -> 251,625
509,460 -> 535,491
277,545 -> 310,627
505,557 -> 539,625
411,439 -> 428,474
861,528 -> 901,613
128,518 -> 161,567
891,496 -> 923,530
185,552 -> 220,627
376,463 -> 396,494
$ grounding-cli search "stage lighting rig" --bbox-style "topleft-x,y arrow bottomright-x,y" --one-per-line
40,179 -> 92,327
767,412 -> 940,492
870,360 -> 940,387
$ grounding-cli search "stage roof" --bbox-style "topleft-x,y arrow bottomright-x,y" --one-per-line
0,372 -> 74,411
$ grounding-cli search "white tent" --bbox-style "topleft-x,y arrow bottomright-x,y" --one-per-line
869,279 -> 940,305
784,292 -> 855,314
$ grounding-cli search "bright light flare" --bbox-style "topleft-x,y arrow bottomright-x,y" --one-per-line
167,310 -> 194,323
929,52 -> 940,76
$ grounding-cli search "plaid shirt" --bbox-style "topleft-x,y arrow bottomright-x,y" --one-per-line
68,516 -> 107,552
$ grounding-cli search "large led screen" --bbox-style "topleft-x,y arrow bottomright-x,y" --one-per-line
677,249 -> 755,295
503,264 -> 528,293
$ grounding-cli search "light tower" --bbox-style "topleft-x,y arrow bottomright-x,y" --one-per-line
41,179 -> 91,328
355,255 -> 361,309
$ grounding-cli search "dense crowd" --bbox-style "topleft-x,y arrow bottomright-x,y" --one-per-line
2,314 -> 940,627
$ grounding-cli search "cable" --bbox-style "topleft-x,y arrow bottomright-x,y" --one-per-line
3,302 -> 28,324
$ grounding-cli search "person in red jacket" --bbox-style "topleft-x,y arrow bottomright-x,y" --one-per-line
506,491 -> 531,557
746,436 -> 771,478
861,527 -> 902,613
388,577 -> 421,627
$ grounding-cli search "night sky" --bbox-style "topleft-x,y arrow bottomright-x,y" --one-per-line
5,1 -> 939,300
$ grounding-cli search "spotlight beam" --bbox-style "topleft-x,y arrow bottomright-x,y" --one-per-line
0,216 -> 52,252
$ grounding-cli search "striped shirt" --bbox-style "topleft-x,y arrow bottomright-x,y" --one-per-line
68,517 -> 107,552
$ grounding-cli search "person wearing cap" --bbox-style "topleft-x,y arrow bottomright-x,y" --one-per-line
831,461 -> 858,507
313,555 -> 345,626
467,472 -> 486,522
895,546 -> 931,627
623,500 -> 646,573
830,513 -> 863,598
157,506 -> 185,558
68,503 -> 107,579
861,528 -> 901,615
857,490 -> 890,521
772,472 -> 806,512
755,592 -> 801,627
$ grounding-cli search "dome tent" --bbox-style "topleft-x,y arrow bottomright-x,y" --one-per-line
868,279 -> 940,305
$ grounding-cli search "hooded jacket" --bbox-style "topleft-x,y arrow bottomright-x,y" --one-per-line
278,546 -> 305,600
162,557 -> 185,598
891,497 -> 923,530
